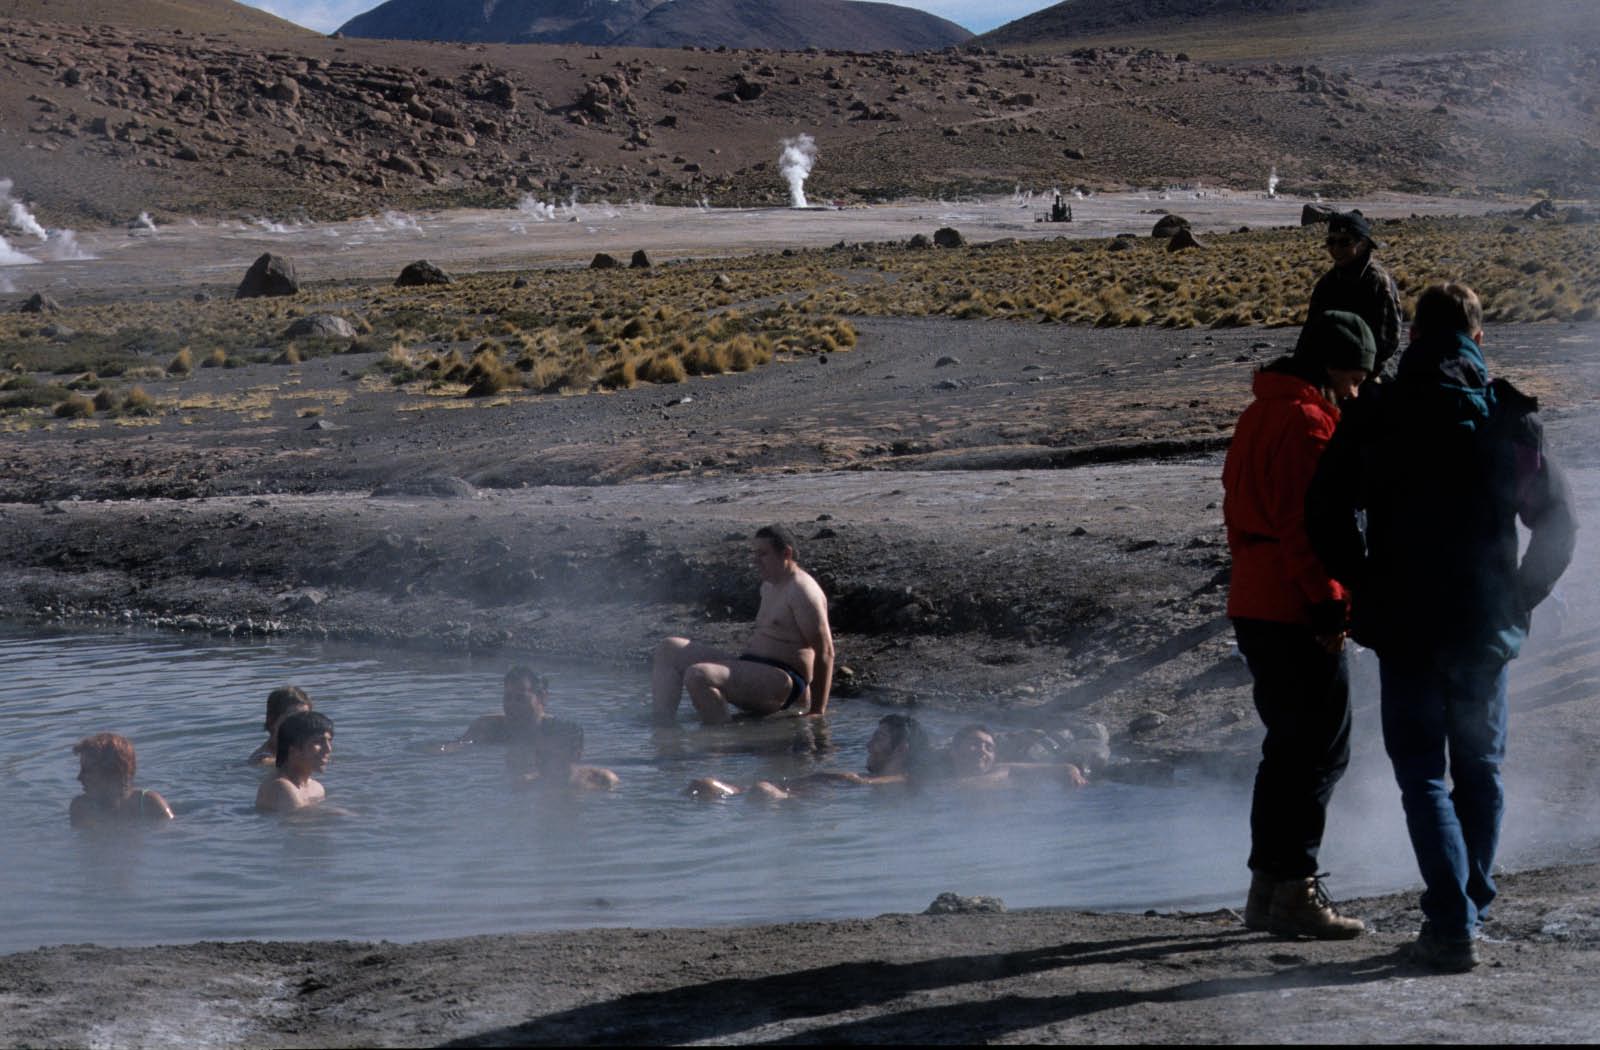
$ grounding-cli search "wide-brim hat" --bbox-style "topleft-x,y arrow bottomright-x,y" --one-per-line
1327,209 -> 1384,249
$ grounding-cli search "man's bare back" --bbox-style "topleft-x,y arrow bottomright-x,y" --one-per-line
652,525 -> 835,725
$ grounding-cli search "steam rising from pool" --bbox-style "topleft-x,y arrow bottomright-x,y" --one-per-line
780,134 -> 817,209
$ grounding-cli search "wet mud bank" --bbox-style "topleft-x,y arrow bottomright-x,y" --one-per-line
4,860 -> 1600,1046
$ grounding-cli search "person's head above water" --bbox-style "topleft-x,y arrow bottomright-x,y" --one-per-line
502,666 -> 549,725
74,732 -> 137,796
275,710 -> 335,772
866,714 -> 931,775
263,686 -> 312,733
948,724 -> 999,778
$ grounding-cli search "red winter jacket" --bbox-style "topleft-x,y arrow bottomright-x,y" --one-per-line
1223,365 -> 1348,625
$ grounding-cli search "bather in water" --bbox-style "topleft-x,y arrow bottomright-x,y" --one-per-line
686,713 -> 931,800
513,718 -> 619,792
256,710 -> 335,813
248,685 -> 312,765
69,732 -> 174,827
441,666 -> 548,751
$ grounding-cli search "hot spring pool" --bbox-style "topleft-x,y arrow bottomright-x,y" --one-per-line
0,626 -> 1487,953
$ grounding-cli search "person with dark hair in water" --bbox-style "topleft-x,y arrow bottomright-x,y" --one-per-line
1307,210 -> 1403,381
514,718 -> 619,791
70,733 -> 174,827
1308,281 -> 1576,971
248,686 -> 312,765
449,666 -> 549,748
653,524 -> 834,724
687,713 -> 933,799
1225,309 -> 1375,941
257,710 -> 335,813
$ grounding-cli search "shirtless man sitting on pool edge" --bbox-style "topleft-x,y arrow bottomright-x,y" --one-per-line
652,524 -> 834,725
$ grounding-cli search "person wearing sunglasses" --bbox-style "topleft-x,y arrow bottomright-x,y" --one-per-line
1306,211 -> 1403,384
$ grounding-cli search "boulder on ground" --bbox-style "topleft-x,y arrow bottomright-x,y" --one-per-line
1151,214 -> 1190,238
590,252 -> 621,270
235,253 -> 298,299
1166,227 -> 1203,252
933,226 -> 963,248
1107,236 -> 1137,252
925,892 -> 1006,915
1301,203 -> 1337,225
629,249 -> 652,269
908,233 -> 931,249
395,260 -> 452,287
1524,198 -> 1558,220
282,314 -> 356,340
19,292 -> 60,314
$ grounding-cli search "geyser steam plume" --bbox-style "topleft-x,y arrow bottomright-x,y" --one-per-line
779,134 -> 817,209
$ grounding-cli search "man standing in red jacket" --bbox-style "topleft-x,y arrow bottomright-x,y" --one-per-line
1223,310 -> 1374,940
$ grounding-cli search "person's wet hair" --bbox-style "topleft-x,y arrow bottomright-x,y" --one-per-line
74,732 -> 136,783
534,718 -> 584,767
264,685 -> 312,730
1412,282 -> 1482,339
878,714 -> 930,757
505,665 -> 549,694
275,710 -> 335,769
754,523 -> 798,560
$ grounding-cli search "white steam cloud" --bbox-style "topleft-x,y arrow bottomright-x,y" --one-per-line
1267,167 -> 1280,198
779,134 -> 817,209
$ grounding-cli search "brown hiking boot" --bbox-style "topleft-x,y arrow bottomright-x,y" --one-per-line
1243,871 -> 1274,931
1268,875 -> 1365,940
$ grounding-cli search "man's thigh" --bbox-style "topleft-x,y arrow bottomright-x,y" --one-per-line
716,658 -> 797,715
1444,661 -> 1509,764
670,640 -> 739,671
1379,657 -> 1449,764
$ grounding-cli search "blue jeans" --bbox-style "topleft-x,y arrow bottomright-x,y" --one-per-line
1379,654 -> 1509,938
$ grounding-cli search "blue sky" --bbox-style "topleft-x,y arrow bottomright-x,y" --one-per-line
241,0 -> 1049,35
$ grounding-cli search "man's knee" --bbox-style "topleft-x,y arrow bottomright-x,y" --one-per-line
655,636 -> 692,668
683,663 -> 718,697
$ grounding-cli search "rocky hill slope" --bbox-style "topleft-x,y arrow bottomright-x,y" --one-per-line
0,1 -> 1595,227
337,0 -> 667,46
337,0 -> 973,51
978,0 -> 1600,58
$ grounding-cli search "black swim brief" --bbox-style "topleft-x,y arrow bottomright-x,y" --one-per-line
738,653 -> 808,710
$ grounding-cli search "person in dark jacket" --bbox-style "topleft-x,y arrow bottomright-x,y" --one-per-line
1223,309 -> 1375,940
1307,211 -> 1404,382
1306,282 -> 1576,971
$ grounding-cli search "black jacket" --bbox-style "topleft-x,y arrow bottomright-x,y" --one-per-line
1307,256 -> 1403,380
1305,330 -> 1575,662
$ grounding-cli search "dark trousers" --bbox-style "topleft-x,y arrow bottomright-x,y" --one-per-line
1233,618 -> 1353,879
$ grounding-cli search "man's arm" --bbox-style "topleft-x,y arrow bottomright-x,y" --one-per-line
1305,411 -> 1369,589
1514,427 -> 1577,612
794,578 -> 834,716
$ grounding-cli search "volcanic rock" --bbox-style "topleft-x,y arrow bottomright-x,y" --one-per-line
590,252 -> 621,270
933,227 -> 964,248
1301,203 -> 1337,225
395,260 -> 453,286
925,892 -> 1006,915
1166,227 -> 1203,252
19,292 -> 60,314
282,314 -> 356,340
1151,214 -> 1190,238
629,249 -> 652,269
235,253 -> 299,299
908,233 -> 931,248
